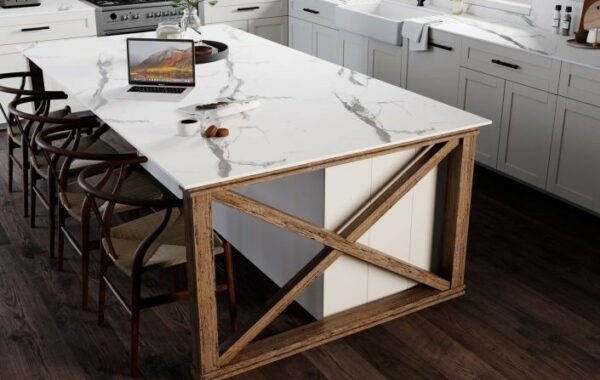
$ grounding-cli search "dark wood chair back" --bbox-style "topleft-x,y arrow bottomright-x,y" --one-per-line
77,159 -> 180,275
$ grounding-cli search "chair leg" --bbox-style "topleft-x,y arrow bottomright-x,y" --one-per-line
223,241 -> 237,332
7,141 -> 13,193
48,176 -> 56,259
98,250 -> 108,326
22,146 -> 29,218
81,212 -> 91,311
57,207 -> 66,272
29,171 -> 36,228
130,279 -> 141,377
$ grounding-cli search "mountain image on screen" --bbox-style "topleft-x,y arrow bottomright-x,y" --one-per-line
130,45 -> 193,83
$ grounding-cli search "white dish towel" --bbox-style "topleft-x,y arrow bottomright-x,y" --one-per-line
401,17 -> 444,51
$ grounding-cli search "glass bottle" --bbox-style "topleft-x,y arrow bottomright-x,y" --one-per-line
452,0 -> 464,15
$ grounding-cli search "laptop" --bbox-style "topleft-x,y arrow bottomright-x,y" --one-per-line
116,38 -> 196,101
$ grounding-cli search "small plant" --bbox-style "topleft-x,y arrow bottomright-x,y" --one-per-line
170,0 -> 218,11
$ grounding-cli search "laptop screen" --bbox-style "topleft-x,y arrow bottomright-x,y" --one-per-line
127,38 -> 195,87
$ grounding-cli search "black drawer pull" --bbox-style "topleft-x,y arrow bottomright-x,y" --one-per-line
21,26 -> 50,32
491,59 -> 520,70
303,7 -> 320,14
236,6 -> 259,11
430,42 -> 453,51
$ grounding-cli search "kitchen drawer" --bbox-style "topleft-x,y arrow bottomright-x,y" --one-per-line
290,0 -> 337,26
559,62 -> 600,108
0,12 -> 95,46
461,38 -> 561,94
204,0 -> 287,22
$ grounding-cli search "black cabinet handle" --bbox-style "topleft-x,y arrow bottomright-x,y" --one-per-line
491,59 -> 520,70
236,6 -> 259,11
21,26 -> 50,32
430,42 -> 453,51
303,8 -> 320,14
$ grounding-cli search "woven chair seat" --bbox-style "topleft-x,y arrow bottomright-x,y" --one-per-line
103,209 -> 224,276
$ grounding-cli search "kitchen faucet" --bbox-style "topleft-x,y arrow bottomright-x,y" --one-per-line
417,0 -> 425,6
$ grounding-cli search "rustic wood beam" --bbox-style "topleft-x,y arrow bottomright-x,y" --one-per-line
205,285 -> 465,380
215,140 -> 458,365
442,136 -> 476,288
184,193 -> 220,375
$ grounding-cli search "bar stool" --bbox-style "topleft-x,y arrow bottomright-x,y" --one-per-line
78,158 -> 237,377
0,71 -> 68,217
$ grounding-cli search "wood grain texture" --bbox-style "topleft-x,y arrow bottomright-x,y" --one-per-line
206,286 -> 465,380
442,135 -> 476,287
184,192 -> 220,374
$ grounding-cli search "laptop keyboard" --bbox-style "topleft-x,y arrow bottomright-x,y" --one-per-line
129,86 -> 186,94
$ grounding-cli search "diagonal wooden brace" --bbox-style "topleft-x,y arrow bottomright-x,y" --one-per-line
215,139 -> 458,365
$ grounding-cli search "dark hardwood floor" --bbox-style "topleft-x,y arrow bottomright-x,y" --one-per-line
1,132 -> 599,379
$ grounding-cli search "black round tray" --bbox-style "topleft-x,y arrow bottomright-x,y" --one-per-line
195,40 -> 229,64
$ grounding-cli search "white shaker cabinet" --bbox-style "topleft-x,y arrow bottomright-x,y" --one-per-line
312,24 -> 341,65
289,16 -> 313,54
368,39 -> 403,87
497,82 -> 557,189
547,98 -> 600,213
458,68 -> 505,168
339,31 -> 369,75
249,16 -> 288,45
405,31 -> 461,107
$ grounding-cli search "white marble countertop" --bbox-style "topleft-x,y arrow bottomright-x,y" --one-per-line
0,0 -> 94,19
20,24 -> 489,196
426,13 -> 600,70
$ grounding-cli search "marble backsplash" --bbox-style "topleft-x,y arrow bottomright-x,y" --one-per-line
429,0 -> 584,32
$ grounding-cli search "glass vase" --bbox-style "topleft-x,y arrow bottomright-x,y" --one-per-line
180,8 -> 202,39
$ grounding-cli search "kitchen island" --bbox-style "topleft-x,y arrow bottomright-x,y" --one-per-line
20,24 -> 489,379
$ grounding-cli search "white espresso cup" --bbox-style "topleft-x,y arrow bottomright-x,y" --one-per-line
177,119 -> 200,137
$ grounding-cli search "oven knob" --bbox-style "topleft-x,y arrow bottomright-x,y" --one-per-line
133,14 -> 139,19
109,12 -> 117,20
161,11 -> 168,16
154,11 -> 161,16
147,12 -> 153,17
122,15 -> 129,20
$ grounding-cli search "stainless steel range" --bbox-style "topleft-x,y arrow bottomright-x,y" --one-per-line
83,0 -> 186,36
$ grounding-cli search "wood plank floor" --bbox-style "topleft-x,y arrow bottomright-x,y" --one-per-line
1,133 -> 599,379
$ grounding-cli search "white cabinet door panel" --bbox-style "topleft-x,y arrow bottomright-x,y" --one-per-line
547,97 -> 600,212
339,31 -> 368,75
368,40 -> 402,87
221,20 -> 249,31
289,16 -> 313,55
249,16 -> 288,45
312,24 -> 341,65
406,31 -> 461,106
458,68 -> 505,168
498,82 -> 557,188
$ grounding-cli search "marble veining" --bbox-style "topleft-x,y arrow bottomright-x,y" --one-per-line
20,25 -> 488,196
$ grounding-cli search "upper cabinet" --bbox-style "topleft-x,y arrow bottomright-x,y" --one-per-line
405,30 -> 461,107
547,97 -> 600,213
497,82 -> 557,189
458,68 -> 505,168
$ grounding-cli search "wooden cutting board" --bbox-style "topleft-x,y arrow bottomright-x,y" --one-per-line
584,0 -> 600,30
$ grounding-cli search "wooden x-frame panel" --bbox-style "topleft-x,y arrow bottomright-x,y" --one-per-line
184,132 -> 478,380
